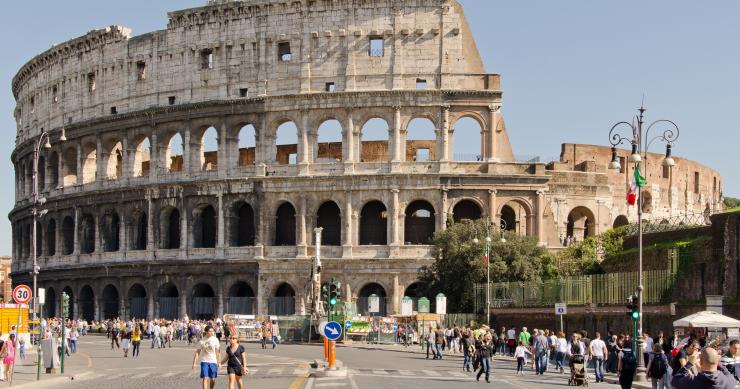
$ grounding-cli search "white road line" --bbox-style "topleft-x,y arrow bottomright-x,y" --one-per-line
161,372 -> 179,378
105,373 -> 127,380
372,369 -> 389,375
422,370 -> 441,376
293,368 -> 308,375
314,383 -> 347,388
267,368 -> 283,375
305,376 -> 315,389
352,373 -> 476,381
130,372 -> 151,379
398,370 -> 415,376
447,371 -> 468,377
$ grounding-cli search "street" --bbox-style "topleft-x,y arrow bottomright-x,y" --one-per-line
9,335 -> 625,389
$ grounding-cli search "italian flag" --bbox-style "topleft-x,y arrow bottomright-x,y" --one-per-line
627,165 -> 647,206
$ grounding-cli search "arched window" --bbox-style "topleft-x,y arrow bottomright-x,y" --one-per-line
46,219 -> 56,256
133,137 -> 151,177
192,283 -> 215,320
193,205 -> 217,248
238,124 -> 256,166
501,205 -> 517,233
160,207 -> 181,249
452,117 -> 483,161
48,151 -> 59,188
38,155 -> 46,191
61,216 -> 74,255
102,211 -> 120,252
453,200 -> 483,222
316,120 -> 343,162
105,140 -> 123,179
404,200 -> 435,245
406,118 -> 436,162
232,202 -> 255,247
79,285 -> 95,321
201,126 -> 219,171
130,211 -> 148,250
358,283 -> 387,316
404,282 -> 424,311
102,284 -> 119,319
360,201 -> 387,245
81,143 -> 97,184
501,201 -> 531,236
165,133 -> 184,173
613,215 -> 629,229
269,283 -> 295,315
566,206 -> 596,241
228,281 -> 255,315
316,201 -> 341,246
275,203 -> 296,246
360,118 -> 389,162
158,283 -> 179,319
128,284 -> 147,319
276,122 -> 298,165
62,147 -> 78,186
79,214 -> 95,254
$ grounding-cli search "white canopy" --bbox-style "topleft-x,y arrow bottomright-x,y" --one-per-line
673,311 -> 740,328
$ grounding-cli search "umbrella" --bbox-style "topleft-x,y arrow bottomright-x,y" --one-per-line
673,311 -> 740,328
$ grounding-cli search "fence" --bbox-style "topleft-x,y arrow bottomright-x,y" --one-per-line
475,269 -> 676,310
621,212 -> 712,236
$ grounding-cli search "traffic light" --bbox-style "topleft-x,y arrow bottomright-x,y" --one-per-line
61,292 -> 70,319
626,293 -> 639,320
321,283 -> 329,302
329,281 -> 338,306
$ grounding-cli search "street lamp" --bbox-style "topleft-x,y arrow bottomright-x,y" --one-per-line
607,105 -> 679,382
30,127 -> 65,323
476,219 -> 507,327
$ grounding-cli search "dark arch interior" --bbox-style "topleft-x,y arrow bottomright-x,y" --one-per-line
501,205 -> 517,232
192,283 -> 215,319
404,282 -> 424,311
79,285 -> 95,321
102,284 -> 119,319
360,201 -> 387,245
404,200 -> 435,245
275,203 -> 296,246
613,215 -> 629,229
45,287 -> 57,317
194,205 -> 217,248
131,211 -> 148,250
317,201 -> 341,246
270,283 -> 296,315
46,219 -> 57,256
358,283 -> 388,316
62,217 -> 74,255
102,212 -> 120,252
567,207 -> 595,240
453,200 -> 482,222
162,208 -> 181,249
80,214 -> 95,254
158,283 -> 179,319
228,281 -> 255,315
128,283 -> 147,319
233,202 -> 255,247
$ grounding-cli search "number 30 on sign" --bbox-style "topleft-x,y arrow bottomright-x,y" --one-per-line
12,285 -> 32,304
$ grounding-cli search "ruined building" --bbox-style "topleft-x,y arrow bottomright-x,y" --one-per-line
9,0 -> 722,320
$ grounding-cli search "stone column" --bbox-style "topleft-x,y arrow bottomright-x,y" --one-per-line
147,292 -> 154,320
216,278 -> 224,318
120,211 -> 128,256
95,137 -> 105,181
76,142 -> 83,186
391,106 -> 402,171
149,131 -> 159,181
342,191 -> 353,258
218,119 -> 228,178
299,110 -> 310,175
73,207 -> 80,255
488,105 -> 501,162
344,109 -> 355,173
391,189 -> 400,246
180,191 -> 188,253
121,136 -> 129,183
183,127 -> 192,175
488,189 -> 498,226
440,188 -> 449,231
57,146 -> 65,189
146,193 -> 155,252
297,196 -> 307,258
392,275 -> 401,315
440,105 -> 450,162
179,278 -> 189,319
217,192 -> 225,251
94,212 -> 102,254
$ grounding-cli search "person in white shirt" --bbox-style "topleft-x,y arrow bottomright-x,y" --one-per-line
192,325 -> 221,389
556,331 -> 569,373
514,340 -> 533,375
643,332 -> 654,367
507,327 -> 517,356
589,332 -> 608,383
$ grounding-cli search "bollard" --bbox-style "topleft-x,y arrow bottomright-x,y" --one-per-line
328,340 -> 336,368
323,337 -> 328,361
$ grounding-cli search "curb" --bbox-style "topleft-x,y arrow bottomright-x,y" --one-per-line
11,371 -> 93,389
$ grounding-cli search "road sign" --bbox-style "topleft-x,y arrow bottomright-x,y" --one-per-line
401,296 -> 413,316
368,294 -> 380,313
13,285 -> 32,305
323,321 -> 342,341
345,320 -> 352,330
319,321 -> 328,335
435,293 -> 447,315
418,297 -> 430,313
38,287 -> 46,305
555,303 -> 567,315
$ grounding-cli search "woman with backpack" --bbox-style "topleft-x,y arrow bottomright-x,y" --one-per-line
646,343 -> 671,389
476,333 -> 494,383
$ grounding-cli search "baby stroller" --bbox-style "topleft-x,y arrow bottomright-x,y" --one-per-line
568,354 -> 588,386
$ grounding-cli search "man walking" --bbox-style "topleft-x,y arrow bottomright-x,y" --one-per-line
533,330 -> 549,375
192,325 -> 221,389
589,332 -> 608,383
672,347 -> 735,389
434,327 -> 446,360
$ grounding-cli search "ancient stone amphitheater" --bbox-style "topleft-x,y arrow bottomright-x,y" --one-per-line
9,0 -> 723,320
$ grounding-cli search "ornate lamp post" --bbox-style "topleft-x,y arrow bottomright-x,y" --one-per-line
474,219 -> 507,326
607,105 -> 678,381
30,127 -> 66,322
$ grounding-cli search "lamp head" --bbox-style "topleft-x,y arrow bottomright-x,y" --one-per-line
608,147 -> 621,170
662,144 -> 675,167
43,137 -> 52,149
485,236 -> 491,243
59,127 -> 67,142
629,142 -> 642,163
472,237 -> 479,244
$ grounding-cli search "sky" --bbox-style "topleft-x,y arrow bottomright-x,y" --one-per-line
1,0 -> 738,256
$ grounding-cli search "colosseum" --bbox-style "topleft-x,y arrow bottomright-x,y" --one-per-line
9,0 -> 724,321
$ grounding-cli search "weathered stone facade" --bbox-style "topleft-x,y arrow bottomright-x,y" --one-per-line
9,0 -> 722,320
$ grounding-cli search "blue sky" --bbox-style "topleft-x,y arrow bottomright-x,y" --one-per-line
1,1 -> 738,256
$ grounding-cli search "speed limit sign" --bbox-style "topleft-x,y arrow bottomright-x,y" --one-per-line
12,285 -> 32,305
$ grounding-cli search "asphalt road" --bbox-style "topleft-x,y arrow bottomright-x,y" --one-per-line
13,336 -> 619,389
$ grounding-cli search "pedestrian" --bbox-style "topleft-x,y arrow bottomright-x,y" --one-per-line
589,331 -> 608,383
151,322 -> 160,349
555,331 -> 567,374
425,327 -> 435,359
647,343 -> 671,389
498,327 -> 507,355
607,334 -> 619,373
260,321 -> 270,349
672,339 -> 700,378
671,347 -> 735,389
720,339 -> 740,381
1,334 -> 15,384
192,325 -> 221,389
644,331 -> 653,367
271,320 -> 280,349
506,326 -> 516,356
121,327 -> 132,357
476,333 -> 494,383
617,343 -> 637,389
533,329 -> 549,375
514,340 -> 532,375
111,324 -> 120,349
132,325 -> 141,357
69,327 -> 78,353
434,327 -> 446,360
221,334 -> 248,389
18,336 -> 25,360
462,328 -> 474,372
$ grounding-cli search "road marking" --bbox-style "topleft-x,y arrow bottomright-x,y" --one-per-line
398,370 -> 415,376
105,373 -> 127,380
161,372 -> 179,378
293,368 -> 308,375
422,370 -> 441,376
288,362 -> 310,389
314,383 -> 347,388
447,371 -> 468,377
78,351 -> 94,368
267,368 -> 284,375
352,373 -> 476,381
372,369 -> 388,375
305,376 -> 315,389
130,372 -> 151,379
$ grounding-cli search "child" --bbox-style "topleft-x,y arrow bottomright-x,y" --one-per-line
514,340 -> 533,375
18,337 -> 25,360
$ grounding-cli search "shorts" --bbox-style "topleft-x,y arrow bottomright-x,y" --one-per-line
507,339 -> 516,348
227,366 -> 243,376
200,362 -> 218,379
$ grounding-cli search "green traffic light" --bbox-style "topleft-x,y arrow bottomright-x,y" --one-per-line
330,298 -> 337,306
632,311 -> 640,320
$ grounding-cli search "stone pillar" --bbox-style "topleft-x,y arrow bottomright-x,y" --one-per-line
299,110 -> 310,175
73,207 -> 80,255
218,119 -> 228,178
147,292 -> 154,320
488,189 -> 498,226
94,212 -> 102,254
57,146 -> 65,189
440,188 -> 449,231
488,105 -> 501,162
217,192 -> 225,251
76,142 -> 83,186
344,109 -> 355,173
391,189 -> 400,245
180,192 -> 188,253
179,279 -> 189,320
391,106 -> 402,171
120,211 -> 128,255
146,193 -> 155,252
392,275 -> 401,315
183,127 -> 192,175
440,105 -> 450,162
297,196 -> 307,258
149,132 -> 159,181
537,190 -> 546,244
96,137 -> 105,181
343,191 -> 353,258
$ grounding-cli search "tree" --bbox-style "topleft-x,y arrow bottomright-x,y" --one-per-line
724,196 -> 740,209
419,219 -> 556,312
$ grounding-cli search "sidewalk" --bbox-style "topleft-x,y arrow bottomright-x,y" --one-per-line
3,348 -> 93,388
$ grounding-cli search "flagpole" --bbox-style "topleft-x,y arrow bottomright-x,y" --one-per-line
485,234 -> 490,327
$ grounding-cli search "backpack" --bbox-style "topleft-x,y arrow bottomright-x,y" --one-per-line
649,354 -> 668,378
571,342 -> 582,355
622,350 -> 637,371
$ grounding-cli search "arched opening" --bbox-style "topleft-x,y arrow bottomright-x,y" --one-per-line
641,191 -> 653,214
566,206 -> 596,242
38,155 -> 46,191
501,205 -> 517,234
358,283 -> 387,316
102,284 -> 120,319
269,283 -> 295,315
61,216 -> 74,255
501,201 -> 531,236
105,140 -> 123,179
62,147 -> 78,186
102,211 -> 120,252
158,283 -> 179,319
160,207 -> 181,249
404,200 -> 435,245
193,204 -> 217,248
613,215 -> 629,229
128,283 -> 147,319
191,283 -> 215,320
275,202 -> 296,246
316,201 -> 341,246
62,286 -> 74,319
81,143 -> 97,184
237,124 -> 256,166
360,118 -> 389,162
46,219 -> 56,256
200,126 -> 219,171
404,282 -> 424,312
133,137 -> 151,177
228,281 -> 255,315
48,151 -> 59,188
359,201 -> 387,245
316,119 -> 343,162
452,116 -> 483,161
79,285 -> 95,321
232,202 -> 255,247
45,287 -> 57,317
79,214 -> 95,254
165,132 -> 184,173
129,211 -> 148,250
275,121 -> 298,165
453,200 -> 483,222
405,118 -> 436,162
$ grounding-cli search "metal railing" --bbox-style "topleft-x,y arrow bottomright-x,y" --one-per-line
475,269 -> 676,309
621,211 -> 712,236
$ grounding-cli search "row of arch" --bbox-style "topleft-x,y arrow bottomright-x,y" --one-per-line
16,114 -> 489,196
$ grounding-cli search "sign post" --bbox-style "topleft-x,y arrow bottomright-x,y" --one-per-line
12,285 -> 32,384
418,297 -> 430,350
37,287 -> 45,381
435,293 -> 447,328
323,321 -> 342,368
368,294 -> 380,344
555,303 -> 567,333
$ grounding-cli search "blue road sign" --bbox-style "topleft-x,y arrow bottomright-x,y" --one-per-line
323,321 -> 342,341
345,320 -> 352,330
